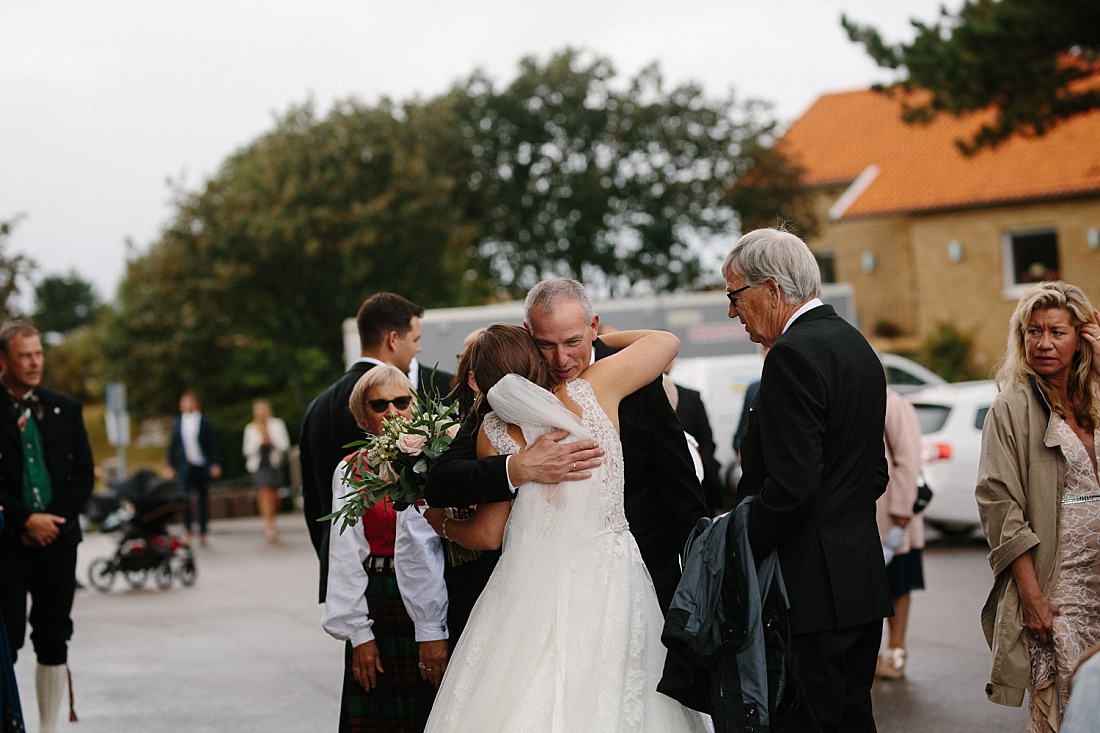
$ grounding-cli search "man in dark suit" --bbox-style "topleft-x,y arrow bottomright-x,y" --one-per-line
0,321 -> 94,731
166,390 -> 221,546
669,377 -> 724,514
300,292 -> 450,602
425,278 -> 708,614
723,229 -> 892,732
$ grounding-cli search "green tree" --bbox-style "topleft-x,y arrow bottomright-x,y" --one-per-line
450,49 -> 811,297
105,49 -> 810,422
919,322 -> 986,382
0,216 -> 36,321
843,0 -> 1100,152
33,272 -> 100,334
105,98 -> 489,416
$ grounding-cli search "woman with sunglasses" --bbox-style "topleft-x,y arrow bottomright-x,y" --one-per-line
323,365 -> 440,733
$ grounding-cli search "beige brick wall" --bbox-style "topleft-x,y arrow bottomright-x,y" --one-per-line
803,190 -> 1100,375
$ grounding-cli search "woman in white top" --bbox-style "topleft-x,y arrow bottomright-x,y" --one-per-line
242,399 -> 289,543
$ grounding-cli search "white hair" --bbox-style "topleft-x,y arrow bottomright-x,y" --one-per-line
722,228 -> 821,304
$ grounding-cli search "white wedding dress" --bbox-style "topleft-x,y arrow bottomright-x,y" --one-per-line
425,375 -> 708,733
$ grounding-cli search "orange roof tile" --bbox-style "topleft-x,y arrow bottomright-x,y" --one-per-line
778,88 -> 1100,219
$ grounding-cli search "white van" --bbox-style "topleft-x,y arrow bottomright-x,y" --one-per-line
669,352 -> 946,491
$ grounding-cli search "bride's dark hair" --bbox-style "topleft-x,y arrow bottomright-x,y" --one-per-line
468,323 -> 553,416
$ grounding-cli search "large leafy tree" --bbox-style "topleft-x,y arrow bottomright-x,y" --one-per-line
843,0 -> 1100,152
105,99 -> 488,416
451,49 -> 810,297
33,272 -> 100,334
0,216 -> 36,321
106,49 -> 809,418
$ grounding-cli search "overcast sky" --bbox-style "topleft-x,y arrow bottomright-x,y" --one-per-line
1,0 -> 960,304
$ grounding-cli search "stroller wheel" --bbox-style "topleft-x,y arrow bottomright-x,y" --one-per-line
124,568 -> 148,589
88,558 -> 116,592
155,563 -> 173,590
177,558 -> 197,587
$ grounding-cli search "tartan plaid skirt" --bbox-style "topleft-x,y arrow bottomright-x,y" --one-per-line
339,570 -> 436,733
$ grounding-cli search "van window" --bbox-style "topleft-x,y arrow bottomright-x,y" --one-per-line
913,404 -> 950,434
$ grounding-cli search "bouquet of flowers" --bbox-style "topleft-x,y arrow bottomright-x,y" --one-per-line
323,391 -> 480,565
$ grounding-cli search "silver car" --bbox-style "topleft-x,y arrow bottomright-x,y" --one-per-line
906,380 -> 998,536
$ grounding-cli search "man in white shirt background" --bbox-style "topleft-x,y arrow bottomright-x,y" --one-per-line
166,390 -> 222,546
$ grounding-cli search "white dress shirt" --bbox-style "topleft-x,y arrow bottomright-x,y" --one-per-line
180,411 -> 206,466
322,462 -> 448,647
783,297 -> 824,334
394,505 -> 448,641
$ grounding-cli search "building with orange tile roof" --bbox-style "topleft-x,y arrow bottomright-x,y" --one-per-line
777,87 -> 1100,369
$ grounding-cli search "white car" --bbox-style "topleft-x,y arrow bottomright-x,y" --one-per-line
906,380 -> 998,535
671,351 -> 949,500
881,353 -> 947,394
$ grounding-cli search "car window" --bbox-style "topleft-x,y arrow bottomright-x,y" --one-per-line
913,404 -> 950,434
886,365 -> 927,388
975,406 -> 990,430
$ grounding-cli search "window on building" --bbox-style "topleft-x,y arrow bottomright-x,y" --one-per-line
815,252 -> 836,283
1004,229 -> 1059,288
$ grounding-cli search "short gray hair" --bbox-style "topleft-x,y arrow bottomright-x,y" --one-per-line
524,278 -> 595,324
722,228 -> 821,304
0,321 -> 40,356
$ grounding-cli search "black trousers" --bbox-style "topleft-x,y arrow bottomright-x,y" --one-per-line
788,620 -> 881,733
180,463 -> 211,534
0,536 -> 78,665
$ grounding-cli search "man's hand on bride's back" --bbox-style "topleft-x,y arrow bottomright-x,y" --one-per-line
509,429 -> 603,486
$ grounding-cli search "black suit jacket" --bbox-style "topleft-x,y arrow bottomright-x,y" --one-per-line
301,361 -> 377,601
424,338 -> 709,613
734,304 -> 893,634
301,360 -> 455,602
674,384 -> 723,513
167,414 -> 221,486
0,387 -> 94,546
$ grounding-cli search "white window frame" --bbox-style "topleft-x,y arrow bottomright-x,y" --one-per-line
1001,226 -> 1059,299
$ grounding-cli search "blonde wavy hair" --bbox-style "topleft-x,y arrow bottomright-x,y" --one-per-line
995,281 -> 1098,432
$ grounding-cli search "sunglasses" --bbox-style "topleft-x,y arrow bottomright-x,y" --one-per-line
367,395 -> 413,413
726,284 -> 753,308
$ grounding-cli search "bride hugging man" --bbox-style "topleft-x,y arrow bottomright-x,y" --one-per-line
420,278 -> 711,731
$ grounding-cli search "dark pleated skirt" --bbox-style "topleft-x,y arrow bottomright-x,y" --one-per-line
339,570 -> 436,733
886,548 -> 925,599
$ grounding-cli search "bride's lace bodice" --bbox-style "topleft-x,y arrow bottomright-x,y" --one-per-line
482,377 -> 628,533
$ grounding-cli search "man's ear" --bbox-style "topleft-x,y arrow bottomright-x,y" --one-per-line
383,330 -> 398,353
590,314 -> 600,338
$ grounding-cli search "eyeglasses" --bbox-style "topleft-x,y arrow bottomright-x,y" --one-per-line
726,284 -> 753,308
367,395 -> 413,413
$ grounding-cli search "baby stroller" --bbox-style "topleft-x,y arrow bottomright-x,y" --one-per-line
87,469 -> 197,591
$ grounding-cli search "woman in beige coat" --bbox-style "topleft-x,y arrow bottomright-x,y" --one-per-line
976,281 -> 1100,731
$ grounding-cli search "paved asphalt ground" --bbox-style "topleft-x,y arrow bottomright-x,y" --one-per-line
12,516 -> 1026,732
14,514 -> 341,733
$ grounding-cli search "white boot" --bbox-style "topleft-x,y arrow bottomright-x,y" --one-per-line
35,662 -> 67,733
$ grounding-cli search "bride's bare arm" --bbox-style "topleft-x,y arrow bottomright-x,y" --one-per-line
424,503 -> 511,551
423,426 -> 512,550
587,329 -> 680,402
